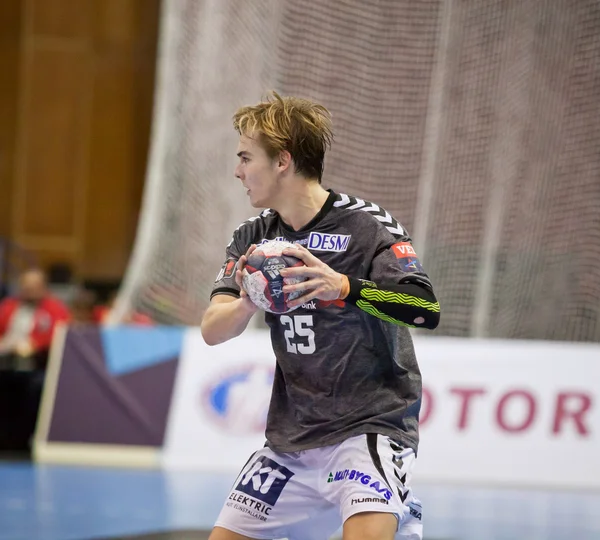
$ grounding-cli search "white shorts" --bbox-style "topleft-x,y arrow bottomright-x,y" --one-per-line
214,433 -> 423,540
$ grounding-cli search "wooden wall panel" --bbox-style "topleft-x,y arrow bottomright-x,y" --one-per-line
31,0 -> 91,39
6,0 -> 159,281
131,55 -> 157,216
0,0 -> 22,238
83,54 -> 136,277
81,0 -> 159,279
18,46 -> 89,237
94,0 -> 136,47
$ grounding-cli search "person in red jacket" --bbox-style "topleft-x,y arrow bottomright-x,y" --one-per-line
0,268 -> 70,367
0,268 -> 70,452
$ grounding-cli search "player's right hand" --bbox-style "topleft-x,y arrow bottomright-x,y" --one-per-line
235,244 -> 259,310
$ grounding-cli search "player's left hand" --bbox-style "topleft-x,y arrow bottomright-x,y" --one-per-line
280,244 -> 348,308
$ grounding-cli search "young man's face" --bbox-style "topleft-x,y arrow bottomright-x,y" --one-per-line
235,135 -> 281,208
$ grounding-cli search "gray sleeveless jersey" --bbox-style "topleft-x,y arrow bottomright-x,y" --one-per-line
211,191 -> 434,454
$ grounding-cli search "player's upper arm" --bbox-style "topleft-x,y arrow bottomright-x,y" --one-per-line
210,228 -> 248,300
368,226 -> 434,293
346,214 -> 439,329
209,294 -> 238,306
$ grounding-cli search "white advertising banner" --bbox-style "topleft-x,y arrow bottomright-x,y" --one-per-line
162,330 -> 275,472
163,330 -> 600,489
415,337 -> 600,488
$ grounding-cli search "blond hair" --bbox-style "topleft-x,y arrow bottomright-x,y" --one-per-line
233,91 -> 333,182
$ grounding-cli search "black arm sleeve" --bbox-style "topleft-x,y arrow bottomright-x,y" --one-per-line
345,277 -> 440,330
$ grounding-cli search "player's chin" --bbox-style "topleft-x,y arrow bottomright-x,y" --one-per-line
248,192 -> 268,209
251,200 -> 269,210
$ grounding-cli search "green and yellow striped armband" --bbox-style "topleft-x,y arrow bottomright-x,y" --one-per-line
344,277 -> 440,329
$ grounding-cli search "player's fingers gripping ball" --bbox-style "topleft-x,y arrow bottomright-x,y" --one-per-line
242,240 -> 307,314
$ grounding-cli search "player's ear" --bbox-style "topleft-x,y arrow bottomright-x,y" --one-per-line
276,150 -> 293,173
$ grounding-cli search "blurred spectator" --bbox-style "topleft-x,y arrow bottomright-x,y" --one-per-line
94,290 -> 153,326
0,268 -> 70,368
69,288 -> 98,325
0,268 -> 70,453
47,262 -> 78,306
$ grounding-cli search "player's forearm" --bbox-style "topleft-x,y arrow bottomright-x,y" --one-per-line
341,277 -> 440,329
201,298 -> 256,346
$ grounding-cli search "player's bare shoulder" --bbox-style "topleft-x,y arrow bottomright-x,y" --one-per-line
332,192 -> 407,241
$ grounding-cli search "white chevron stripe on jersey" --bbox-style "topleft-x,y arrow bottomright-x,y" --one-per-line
347,198 -> 366,210
334,193 -> 405,238
333,193 -> 351,207
362,203 -> 381,213
378,219 -> 405,236
227,210 -> 272,247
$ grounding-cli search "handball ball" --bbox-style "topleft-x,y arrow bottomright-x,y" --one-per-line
242,240 -> 306,314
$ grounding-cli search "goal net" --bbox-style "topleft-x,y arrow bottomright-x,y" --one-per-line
113,0 -> 600,341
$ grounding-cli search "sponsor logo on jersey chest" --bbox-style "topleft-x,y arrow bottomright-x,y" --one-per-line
258,233 -> 351,252
307,232 -> 351,252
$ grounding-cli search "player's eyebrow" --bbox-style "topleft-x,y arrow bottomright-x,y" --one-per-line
237,150 -> 252,157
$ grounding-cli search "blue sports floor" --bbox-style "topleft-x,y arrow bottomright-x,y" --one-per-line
1,461 -> 599,540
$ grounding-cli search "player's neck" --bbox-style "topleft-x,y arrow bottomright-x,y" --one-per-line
274,179 -> 329,232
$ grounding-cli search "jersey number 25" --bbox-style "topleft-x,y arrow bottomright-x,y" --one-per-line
280,315 -> 315,354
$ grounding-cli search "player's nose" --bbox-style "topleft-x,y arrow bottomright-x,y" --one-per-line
234,163 -> 244,180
